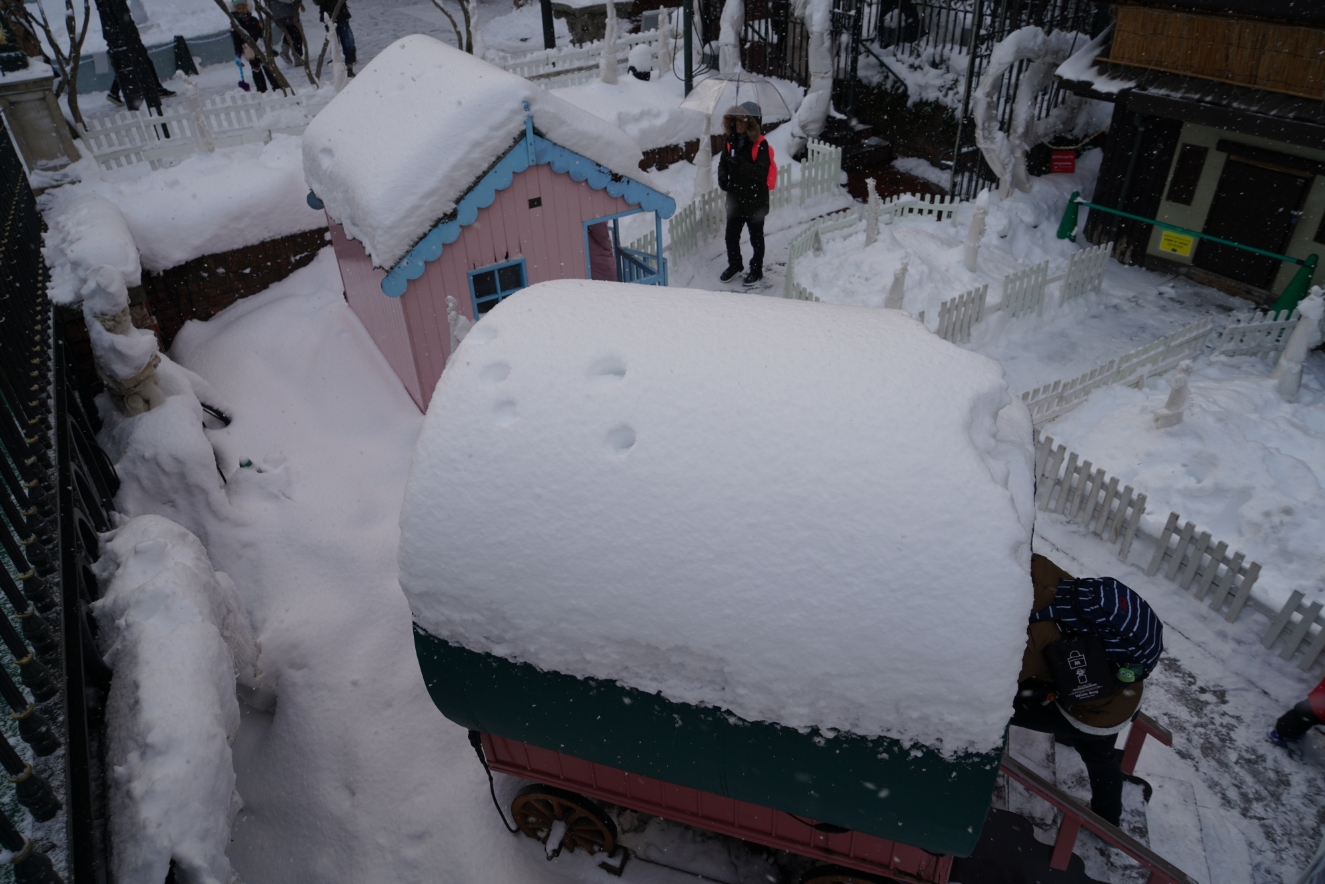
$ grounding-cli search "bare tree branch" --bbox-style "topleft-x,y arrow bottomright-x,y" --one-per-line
313,0 -> 347,81
210,0 -> 294,93
428,0 -> 464,51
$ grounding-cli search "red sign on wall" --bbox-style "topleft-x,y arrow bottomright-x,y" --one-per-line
1050,150 -> 1076,174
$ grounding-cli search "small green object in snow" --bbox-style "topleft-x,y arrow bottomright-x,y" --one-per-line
1056,191 -> 1080,242
239,459 -> 253,468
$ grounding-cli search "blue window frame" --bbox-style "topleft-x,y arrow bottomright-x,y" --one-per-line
469,259 -> 527,316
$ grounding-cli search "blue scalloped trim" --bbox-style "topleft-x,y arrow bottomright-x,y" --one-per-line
380,134 -> 676,297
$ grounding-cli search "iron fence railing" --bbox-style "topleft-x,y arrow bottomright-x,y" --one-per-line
1,116 -> 117,883
733,0 -> 1106,199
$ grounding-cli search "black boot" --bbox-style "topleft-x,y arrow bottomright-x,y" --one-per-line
743,267 -> 763,285
719,265 -> 742,282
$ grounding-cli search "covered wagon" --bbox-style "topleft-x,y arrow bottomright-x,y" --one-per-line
398,280 -> 1037,883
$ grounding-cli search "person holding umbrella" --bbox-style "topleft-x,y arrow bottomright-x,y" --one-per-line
718,101 -> 775,285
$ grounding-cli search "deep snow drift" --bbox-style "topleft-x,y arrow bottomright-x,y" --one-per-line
399,281 -> 1036,755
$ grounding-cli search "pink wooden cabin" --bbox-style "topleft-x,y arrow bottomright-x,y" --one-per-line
303,36 -> 675,411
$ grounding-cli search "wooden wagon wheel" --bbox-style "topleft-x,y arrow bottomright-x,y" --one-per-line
510,784 -> 618,856
800,865 -> 897,884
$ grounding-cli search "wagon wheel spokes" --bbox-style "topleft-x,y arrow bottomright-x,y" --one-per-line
510,784 -> 618,856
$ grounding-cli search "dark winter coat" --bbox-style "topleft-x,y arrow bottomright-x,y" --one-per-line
1019,555 -> 1143,732
317,0 -> 351,22
718,134 -> 771,218
231,12 -> 263,55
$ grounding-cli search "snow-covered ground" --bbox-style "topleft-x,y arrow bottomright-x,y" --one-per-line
31,3 -> 1325,882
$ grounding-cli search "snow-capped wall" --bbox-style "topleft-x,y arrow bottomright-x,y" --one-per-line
398,280 -> 1036,757
303,35 -> 658,270
91,515 -> 260,884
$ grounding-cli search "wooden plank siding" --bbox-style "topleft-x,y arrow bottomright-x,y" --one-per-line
327,220 -> 425,408
1109,6 -> 1325,101
331,163 -> 640,411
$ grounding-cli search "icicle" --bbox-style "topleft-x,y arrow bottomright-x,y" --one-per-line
1272,294 -> 1324,402
657,8 -> 675,74
600,0 -> 619,84
694,116 -> 714,194
864,177 -> 879,247
964,190 -> 989,272
885,260 -> 907,310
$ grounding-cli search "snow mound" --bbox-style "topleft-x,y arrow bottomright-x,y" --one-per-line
398,280 -> 1036,756
42,190 -> 141,306
302,35 -> 658,270
91,514 -> 260,884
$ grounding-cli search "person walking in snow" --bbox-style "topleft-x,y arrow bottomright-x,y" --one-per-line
231,0 -> 275,93
717,102 -> 773,286
1270,676 -> 1325,747
269,0 -> 306,65
317,0 -> 357,77
1010,555 -> 1152,827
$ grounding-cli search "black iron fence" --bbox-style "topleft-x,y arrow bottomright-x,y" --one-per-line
1,121 -> 117,883
740,0 -> 1108,198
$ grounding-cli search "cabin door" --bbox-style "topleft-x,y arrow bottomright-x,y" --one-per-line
1192,158 -> 1311,290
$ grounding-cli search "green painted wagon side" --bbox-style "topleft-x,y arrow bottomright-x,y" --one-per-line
415,627 -> 1004,857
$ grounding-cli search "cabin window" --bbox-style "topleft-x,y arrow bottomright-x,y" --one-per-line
469,259 -> 527,316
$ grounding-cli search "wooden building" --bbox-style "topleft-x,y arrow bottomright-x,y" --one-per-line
303,36 -> 675,411
1059,0 -> 1325,303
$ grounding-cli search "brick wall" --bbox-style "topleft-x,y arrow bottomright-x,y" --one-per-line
62,226 -> 333,396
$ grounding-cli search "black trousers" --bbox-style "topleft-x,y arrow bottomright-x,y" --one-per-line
1010,696 -> 1125,826
1276,700 -> 1323,741
725,211 -> 765,273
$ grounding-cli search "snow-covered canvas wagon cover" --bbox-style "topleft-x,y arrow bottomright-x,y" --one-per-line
302,35 -> 657,270
399,281 -> 1036,854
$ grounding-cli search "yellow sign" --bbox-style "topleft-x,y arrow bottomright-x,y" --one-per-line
1159,230 -> 1195,257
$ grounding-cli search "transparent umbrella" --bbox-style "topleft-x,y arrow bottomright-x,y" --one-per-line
680,72 -> 793,192
679,71 -> 794,129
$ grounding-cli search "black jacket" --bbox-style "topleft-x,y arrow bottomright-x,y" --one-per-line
317,0 -> 351,22
718,135 -> 771,217
231,12 -> 262,54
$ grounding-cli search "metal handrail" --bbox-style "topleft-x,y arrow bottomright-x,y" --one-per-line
1000,751 -> 1195,884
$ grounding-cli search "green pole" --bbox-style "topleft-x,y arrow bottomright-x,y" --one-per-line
1272,254 -> 1320,314
1060,197 -> 1309,270
1056,191 -> 1081,243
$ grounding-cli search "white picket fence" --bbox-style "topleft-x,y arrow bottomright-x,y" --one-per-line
935,285 -> 988,341
1035,435 -> 1147,563
1020,316 -> 1216,426
1263,590 -> 1325,672
1212,307 -> 1301,362
1060,241 -> 1112,303
783,206 -> 865,301
492,29 -> 660,85
933,242 -> 1113,344
1145,512 -> 1262,624
664,139 -> 842,270
1002,260 -> 1049,318
82,88 -> 333,170
1036,434 -> 1287,667
879,192 -> 960,224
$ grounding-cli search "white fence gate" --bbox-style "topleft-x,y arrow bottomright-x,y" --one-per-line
935,285 -> 988,343
1060,241 -> 1113,302
1213,308 -> 1301,362
1001,260 -> 1049,318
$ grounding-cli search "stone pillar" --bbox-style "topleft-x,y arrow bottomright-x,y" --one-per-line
0,64 -> 80,172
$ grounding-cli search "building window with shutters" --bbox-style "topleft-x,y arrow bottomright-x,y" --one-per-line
468,259 -> 527,316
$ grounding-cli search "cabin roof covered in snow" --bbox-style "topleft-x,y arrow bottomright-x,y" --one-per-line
303,35 -> 663,270
397,281 -> 1038,757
